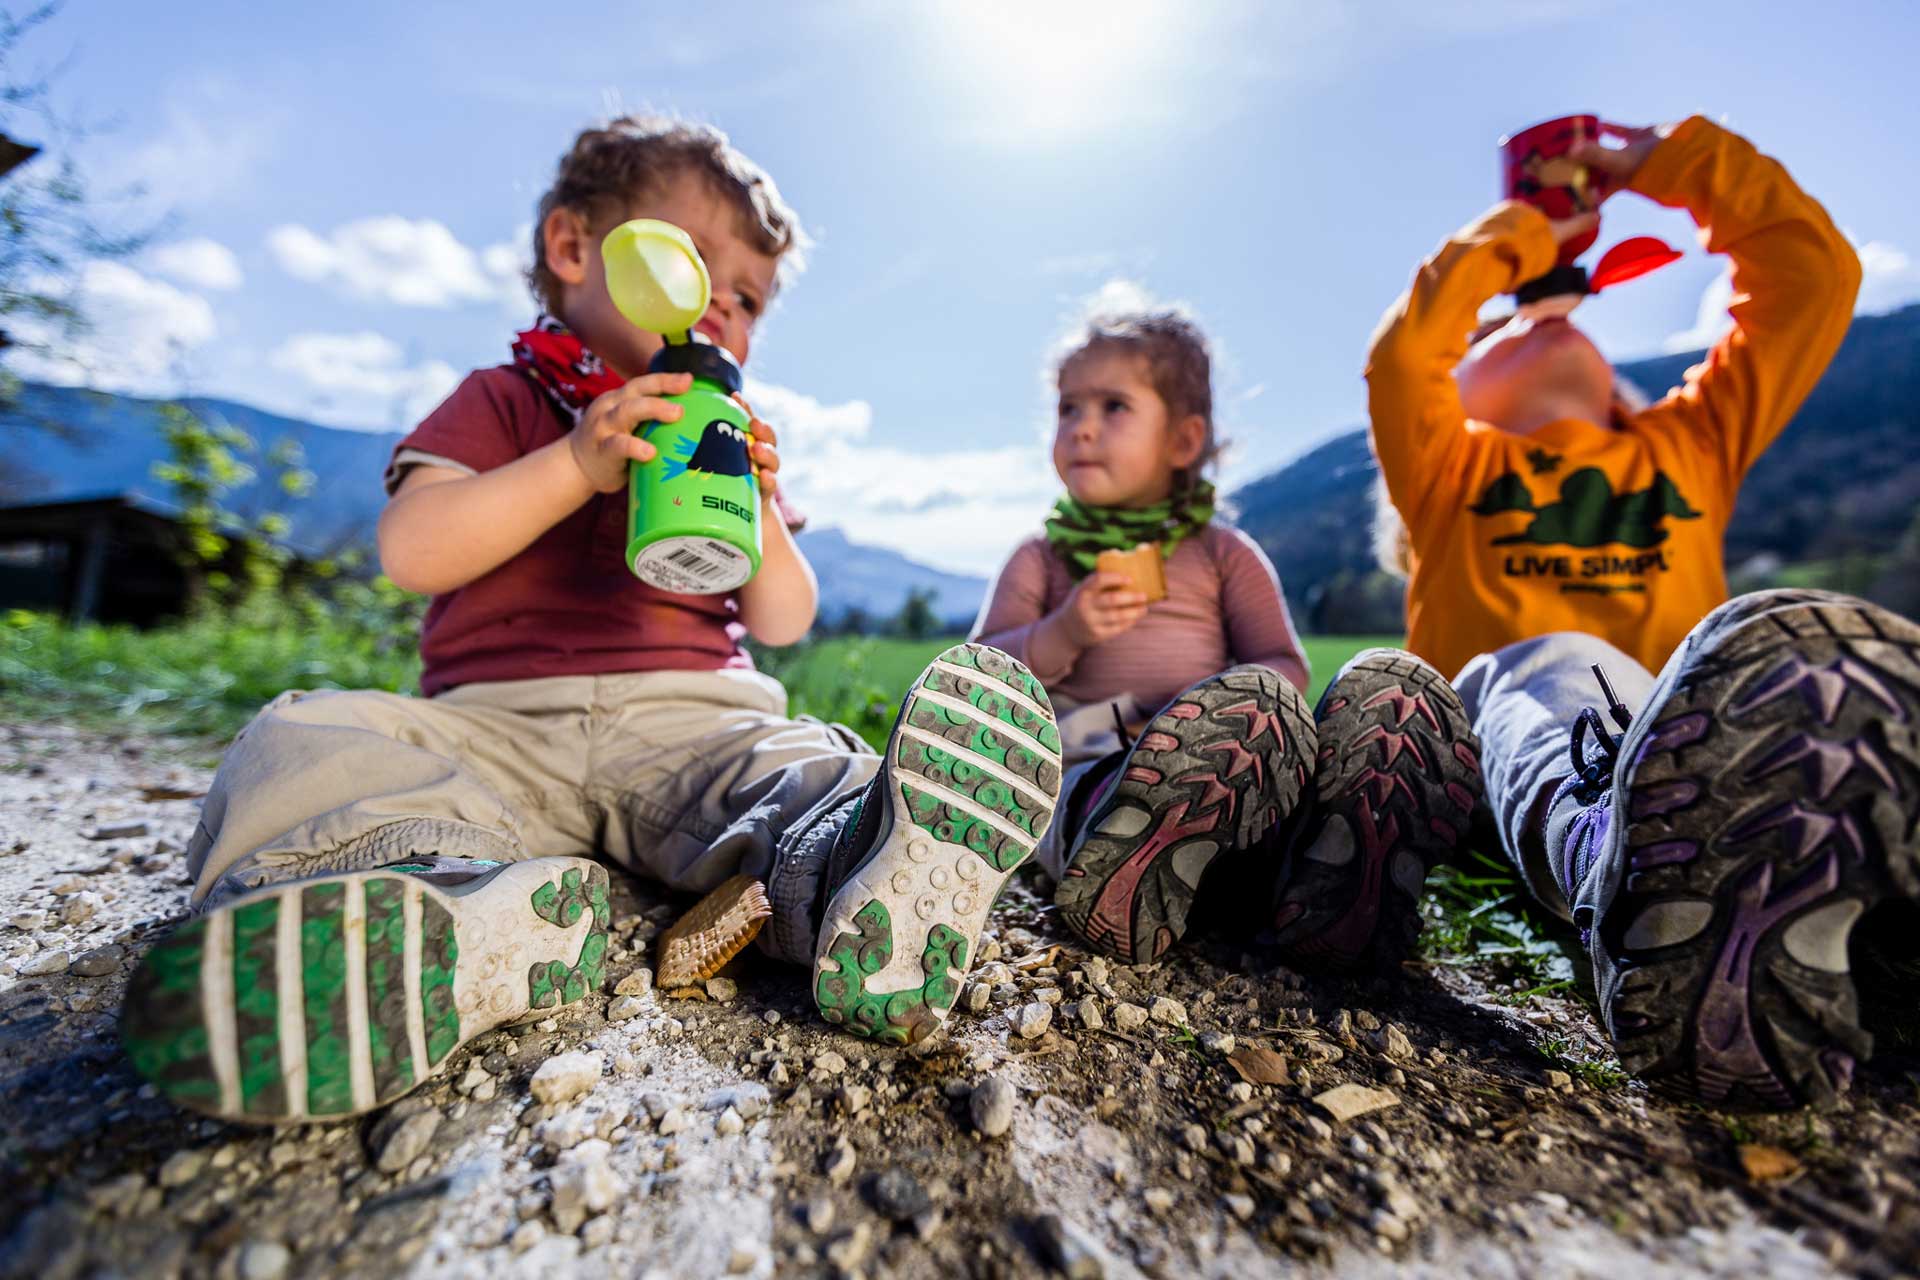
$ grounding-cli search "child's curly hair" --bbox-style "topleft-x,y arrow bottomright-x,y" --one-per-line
1054,286 -> 1223,490
530,114 -> 807,313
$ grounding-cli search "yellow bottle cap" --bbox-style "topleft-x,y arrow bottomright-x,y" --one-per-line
602,219 -> 710,341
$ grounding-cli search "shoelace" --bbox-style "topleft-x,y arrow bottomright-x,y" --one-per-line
1565,664 -> 1635,805
1110,702 -> 1136,753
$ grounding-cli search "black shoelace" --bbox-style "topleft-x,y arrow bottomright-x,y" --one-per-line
1566,664 -> 1636,805
1110,702 -> 1136,753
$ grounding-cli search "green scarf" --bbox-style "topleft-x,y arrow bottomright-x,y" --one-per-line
1044,481 -> 1216,579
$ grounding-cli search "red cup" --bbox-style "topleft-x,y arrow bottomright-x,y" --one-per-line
1500,114 -> 1601,264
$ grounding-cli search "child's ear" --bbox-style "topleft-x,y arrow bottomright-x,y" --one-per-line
1169,413 -> 1208,469
542,207 -> 591,289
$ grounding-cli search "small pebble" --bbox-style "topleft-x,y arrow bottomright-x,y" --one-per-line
970,1075 -> 1014,1138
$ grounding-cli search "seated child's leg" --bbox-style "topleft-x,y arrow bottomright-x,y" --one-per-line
1026,695 -> 1150,883
1449,633 -> 1654,919
1554,590 -> 1920,1109
1053,666 -> 1317,965
126,684 -> 609,1124
811,644 -> 1062,1044
1269,650 -> 1485,971
590,667 -> 881,963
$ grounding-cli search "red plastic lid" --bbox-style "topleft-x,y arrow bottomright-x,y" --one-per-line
1589,236 -> 1683,292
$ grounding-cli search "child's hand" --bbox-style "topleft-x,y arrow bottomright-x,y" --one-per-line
566,371 -> 694,493
1548,211 -> 1599,248
1059,571 -> 1150,648
734,393 -> 781,500
1571,121 -> 1674,197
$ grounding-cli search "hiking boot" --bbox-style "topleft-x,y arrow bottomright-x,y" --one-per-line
812,643 -> 1061,1045
1053,666 -> 1316,964
122,855 -> 610,1123
1555,592 -> 1920,1109
1269,650 -> 1484,971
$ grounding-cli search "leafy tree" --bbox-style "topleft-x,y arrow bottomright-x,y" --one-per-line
0,4 -> 148,406
149,403 -> 315,601
891,587 -> 939,641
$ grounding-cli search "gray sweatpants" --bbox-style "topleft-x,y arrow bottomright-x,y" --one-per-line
1452,633 -> 1656,921
1029,694 -> 1151,880
185,668 -> 878,963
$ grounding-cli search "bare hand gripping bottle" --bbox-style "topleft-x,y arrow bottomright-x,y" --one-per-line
603,218 -> 761,594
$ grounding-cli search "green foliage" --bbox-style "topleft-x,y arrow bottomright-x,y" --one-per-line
149,403 -> 316,600
889,586 -> 940,640
1418,848 -> 1578,995
0,590 -> 421,738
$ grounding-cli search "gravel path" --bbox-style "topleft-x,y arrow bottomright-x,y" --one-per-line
1,720 -> 1915,1279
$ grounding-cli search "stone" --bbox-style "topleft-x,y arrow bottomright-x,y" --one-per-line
607,995 -> 645,1023
705,976 -> 737,1002
1015,1001 -> 1053,1039
1036,1213 -> 1107,1279
1082,956 -> 1110,987
814,1050 -> 847,1075
825,1223 -> 872,1271
802,1196 -> 836,1235
580,1216 -> 615,1249
1314,1083 -> 1400,1124
838,1084 -> 872,1114
456,1064 -> 490,1095
61,891 -> 102,927
657,1107 -> 691,1136
704,1083 -> 770,1117
715,1106 -> 744,1136
1148,997 -> 1187,1026
84,821 -> 149,840
1227,1081 -> 1254,1104
1112,1002 -> 1149,1032
1545,1069 -> 1574,1091
8,910 -> 47,931
613,969 -> 653,997
1180,1123 -> 1209,1153
510,1220 -> 548,1253
374,1109 -> 441,1173
158,1148 -> 209,1188
823,1138 -> 856,1185
236,1241 -> 291,1280
1143,1187 -> 1174,1214
19,949 -> 69,977
970,1075 -> 1015,1138
530,1052 -> 603,1105
1198,1030 -> 1235,1055
1377,1024 -> 1415,1061
69,944 -> 126,978
1075,999 -> 1106,1031
727,1239 -> 760,1273
961,982 -> 991,1014
1224,1193 -> 1255,1221
868,1168 -> 932,1222
550,1139 -> 622,1233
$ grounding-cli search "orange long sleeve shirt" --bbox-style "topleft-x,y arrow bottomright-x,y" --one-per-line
1366,117 -> 1862,680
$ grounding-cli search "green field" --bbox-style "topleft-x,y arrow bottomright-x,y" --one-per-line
757,633 -> 1403,748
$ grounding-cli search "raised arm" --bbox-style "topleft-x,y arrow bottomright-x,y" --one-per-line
1611,117 -> 1862,485
1364,202 -> 1558,533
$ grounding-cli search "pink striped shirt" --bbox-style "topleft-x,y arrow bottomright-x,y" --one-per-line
971,524 -> 1309,715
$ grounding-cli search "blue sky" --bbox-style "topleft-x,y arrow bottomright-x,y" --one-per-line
11,0 -> 1920,574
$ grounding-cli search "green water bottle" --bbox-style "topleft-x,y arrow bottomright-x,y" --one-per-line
603,219 -> 762,594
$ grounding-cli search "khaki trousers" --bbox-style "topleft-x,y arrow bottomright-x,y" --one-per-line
185,668 -> 878,963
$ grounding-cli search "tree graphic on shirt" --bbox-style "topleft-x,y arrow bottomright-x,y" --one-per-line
1471,467 -> 1703,549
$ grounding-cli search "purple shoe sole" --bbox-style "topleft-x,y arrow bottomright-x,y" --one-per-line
1600,599 -> 1920,1110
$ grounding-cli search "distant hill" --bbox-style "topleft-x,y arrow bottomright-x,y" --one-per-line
1230,303 -> 1920,630
0,382 -> 986,628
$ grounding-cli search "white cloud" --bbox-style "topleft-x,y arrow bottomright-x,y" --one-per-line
101,80 -> 283,210
146,238 -> 244,291
267,217 -> 529,310
267,331 -> 460,429
1662,265 -> 1734,353
1851,235 -> 1920,317
748,377 -> 1055,575
4,261 -> 217,394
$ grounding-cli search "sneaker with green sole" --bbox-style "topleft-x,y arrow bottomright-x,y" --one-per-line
121,854 -> 610,1124
812,643 -> 1062,1045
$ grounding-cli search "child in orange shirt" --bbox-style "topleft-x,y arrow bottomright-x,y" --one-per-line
1369,115 -> 1920,1109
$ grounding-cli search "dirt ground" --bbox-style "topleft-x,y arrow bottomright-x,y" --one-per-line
1,719 -> 1916,1279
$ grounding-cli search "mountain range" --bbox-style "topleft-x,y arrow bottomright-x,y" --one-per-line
5,301 -> 1915,632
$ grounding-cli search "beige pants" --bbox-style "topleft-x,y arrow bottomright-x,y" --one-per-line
186,668 -> 878,962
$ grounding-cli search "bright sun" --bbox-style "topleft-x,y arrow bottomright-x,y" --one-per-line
920,0 -> 1217,145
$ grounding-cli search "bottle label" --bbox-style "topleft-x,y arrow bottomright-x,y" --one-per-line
631,535 -> 754,593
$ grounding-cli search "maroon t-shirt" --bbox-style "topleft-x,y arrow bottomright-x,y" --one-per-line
386,365 -> 750,696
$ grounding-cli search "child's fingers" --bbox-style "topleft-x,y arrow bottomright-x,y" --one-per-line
606,395 -> 684,429
627,371 -> 696,398
610,434 -> 657,464
758,470 -> 779,499
749,416 -> 777,446
752,442 -> 780,473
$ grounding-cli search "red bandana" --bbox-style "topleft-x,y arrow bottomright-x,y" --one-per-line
512,316 -> 623,421
510,315 -> 806,531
